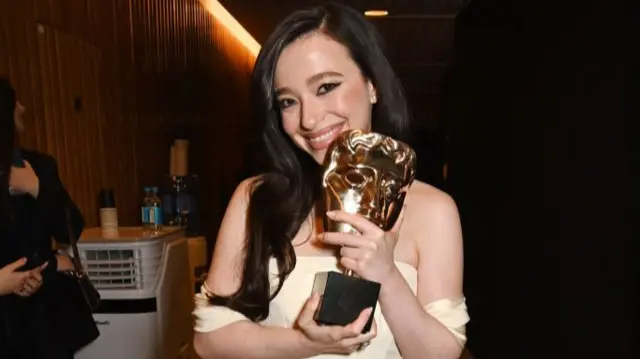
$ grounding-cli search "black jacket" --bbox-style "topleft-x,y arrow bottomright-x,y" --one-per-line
0,149 -> 85,359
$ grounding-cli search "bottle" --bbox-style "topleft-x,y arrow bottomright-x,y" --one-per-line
99,189 -> 119,237
141,187 -> 152,229
174,176 -> 191,226
147,186 -> 163,230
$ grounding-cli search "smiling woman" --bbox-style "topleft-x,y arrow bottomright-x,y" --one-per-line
193,3 -> 468,359
275,33 -> 378,163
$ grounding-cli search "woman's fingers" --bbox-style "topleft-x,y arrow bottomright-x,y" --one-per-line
297,292 -> 321,327
343,307 -> 373,336
296,294 -> 378,354
326,211 -> 383,236
321,233 -> 377,250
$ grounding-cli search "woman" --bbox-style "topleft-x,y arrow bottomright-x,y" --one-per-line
193,3 -> 469,359
0,78 -> 41,298
0,76 -> 87,359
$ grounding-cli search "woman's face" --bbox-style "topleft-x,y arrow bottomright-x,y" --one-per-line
274,32 -> 377,164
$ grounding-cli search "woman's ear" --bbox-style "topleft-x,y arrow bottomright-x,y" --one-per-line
367,81 -> 377,104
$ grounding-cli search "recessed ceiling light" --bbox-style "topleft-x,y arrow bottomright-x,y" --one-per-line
364,10 -> 389,17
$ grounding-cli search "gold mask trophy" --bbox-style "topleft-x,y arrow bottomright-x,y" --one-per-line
312,129 -> 416,333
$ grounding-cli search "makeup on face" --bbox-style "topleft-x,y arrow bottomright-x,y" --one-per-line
274,32 -> 376,164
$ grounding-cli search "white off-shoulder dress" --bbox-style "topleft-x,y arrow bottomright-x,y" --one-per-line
194,256 -> 469,359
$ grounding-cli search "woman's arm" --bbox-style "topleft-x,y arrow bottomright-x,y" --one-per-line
12,151 -> 84,276
29,153 -> 85,243
321,183 -> 467,359
28,152 -> 84,277
193,178 -> 321,359
379,187 -> 467,359
195,320 -> 320,359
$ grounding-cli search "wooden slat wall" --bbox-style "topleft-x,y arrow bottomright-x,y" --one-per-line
0,0 -> 255,241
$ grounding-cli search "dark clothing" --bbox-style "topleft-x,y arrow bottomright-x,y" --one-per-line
0,149 -> 84,359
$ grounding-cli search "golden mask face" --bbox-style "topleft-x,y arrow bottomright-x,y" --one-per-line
322,129 -> 416,233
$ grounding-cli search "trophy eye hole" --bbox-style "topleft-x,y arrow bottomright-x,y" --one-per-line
382,176 -> 400,199
383,184 -> 396,199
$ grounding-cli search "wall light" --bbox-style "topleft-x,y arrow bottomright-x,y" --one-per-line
200,0 -> 261,57
364,10 -> 389,17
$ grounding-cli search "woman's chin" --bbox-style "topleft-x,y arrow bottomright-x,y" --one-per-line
313,151 -> 327,165
300,148 -> 326,165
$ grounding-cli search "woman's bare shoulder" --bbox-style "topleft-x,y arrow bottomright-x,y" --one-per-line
406,180 -> 458,214
228,175 -> 266,205
403,181 -> 462,246
403,181 -> 464,305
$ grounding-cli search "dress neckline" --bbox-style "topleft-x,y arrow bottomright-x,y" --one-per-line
269,256 -> 418,275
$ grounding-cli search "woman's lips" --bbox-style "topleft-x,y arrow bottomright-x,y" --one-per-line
305,123 -> 346,150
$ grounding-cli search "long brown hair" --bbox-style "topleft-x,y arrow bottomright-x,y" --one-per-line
0,77 -> 17,224
209,3 -> 411,321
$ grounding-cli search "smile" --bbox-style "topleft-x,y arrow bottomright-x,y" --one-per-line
305,123 -> 346,150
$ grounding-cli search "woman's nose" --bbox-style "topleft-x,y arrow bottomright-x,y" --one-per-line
300,100 -> 322,130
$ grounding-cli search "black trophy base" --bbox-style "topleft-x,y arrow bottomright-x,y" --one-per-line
312,271 -> 381,333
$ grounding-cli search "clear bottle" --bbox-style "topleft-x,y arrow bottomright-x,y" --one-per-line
147,186 -> 163,230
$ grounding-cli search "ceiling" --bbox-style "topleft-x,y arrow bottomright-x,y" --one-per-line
218,0 -> 469,130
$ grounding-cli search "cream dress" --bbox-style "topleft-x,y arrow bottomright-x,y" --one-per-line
194,256 -> 469,359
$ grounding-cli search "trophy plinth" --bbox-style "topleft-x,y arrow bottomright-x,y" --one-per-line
312,271 -> 380,333
313,129 -> 416,334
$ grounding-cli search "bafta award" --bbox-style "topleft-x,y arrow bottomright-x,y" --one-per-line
312,129 -> 416,333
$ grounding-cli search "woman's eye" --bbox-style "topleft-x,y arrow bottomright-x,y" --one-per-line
317,82 -> 341,95
278,98 -> 296,109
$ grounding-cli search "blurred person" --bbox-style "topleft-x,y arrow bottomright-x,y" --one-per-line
0,76 -> 91,359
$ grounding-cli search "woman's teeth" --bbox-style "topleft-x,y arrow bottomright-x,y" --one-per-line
307,124 -> 344,149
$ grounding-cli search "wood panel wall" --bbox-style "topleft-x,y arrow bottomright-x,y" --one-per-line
0,0 -> 255,241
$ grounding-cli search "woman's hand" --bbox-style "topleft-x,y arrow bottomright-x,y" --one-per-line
14,261 -> 48,297
297,292 -> 377,355
319,207 -> 406,285
0,258 -> 30,295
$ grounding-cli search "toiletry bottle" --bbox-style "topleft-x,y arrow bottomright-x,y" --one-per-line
99,189 -> 119,237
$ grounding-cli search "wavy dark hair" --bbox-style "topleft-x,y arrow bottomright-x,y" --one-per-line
0,77 -> 17,224
210,2 -> 411,321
